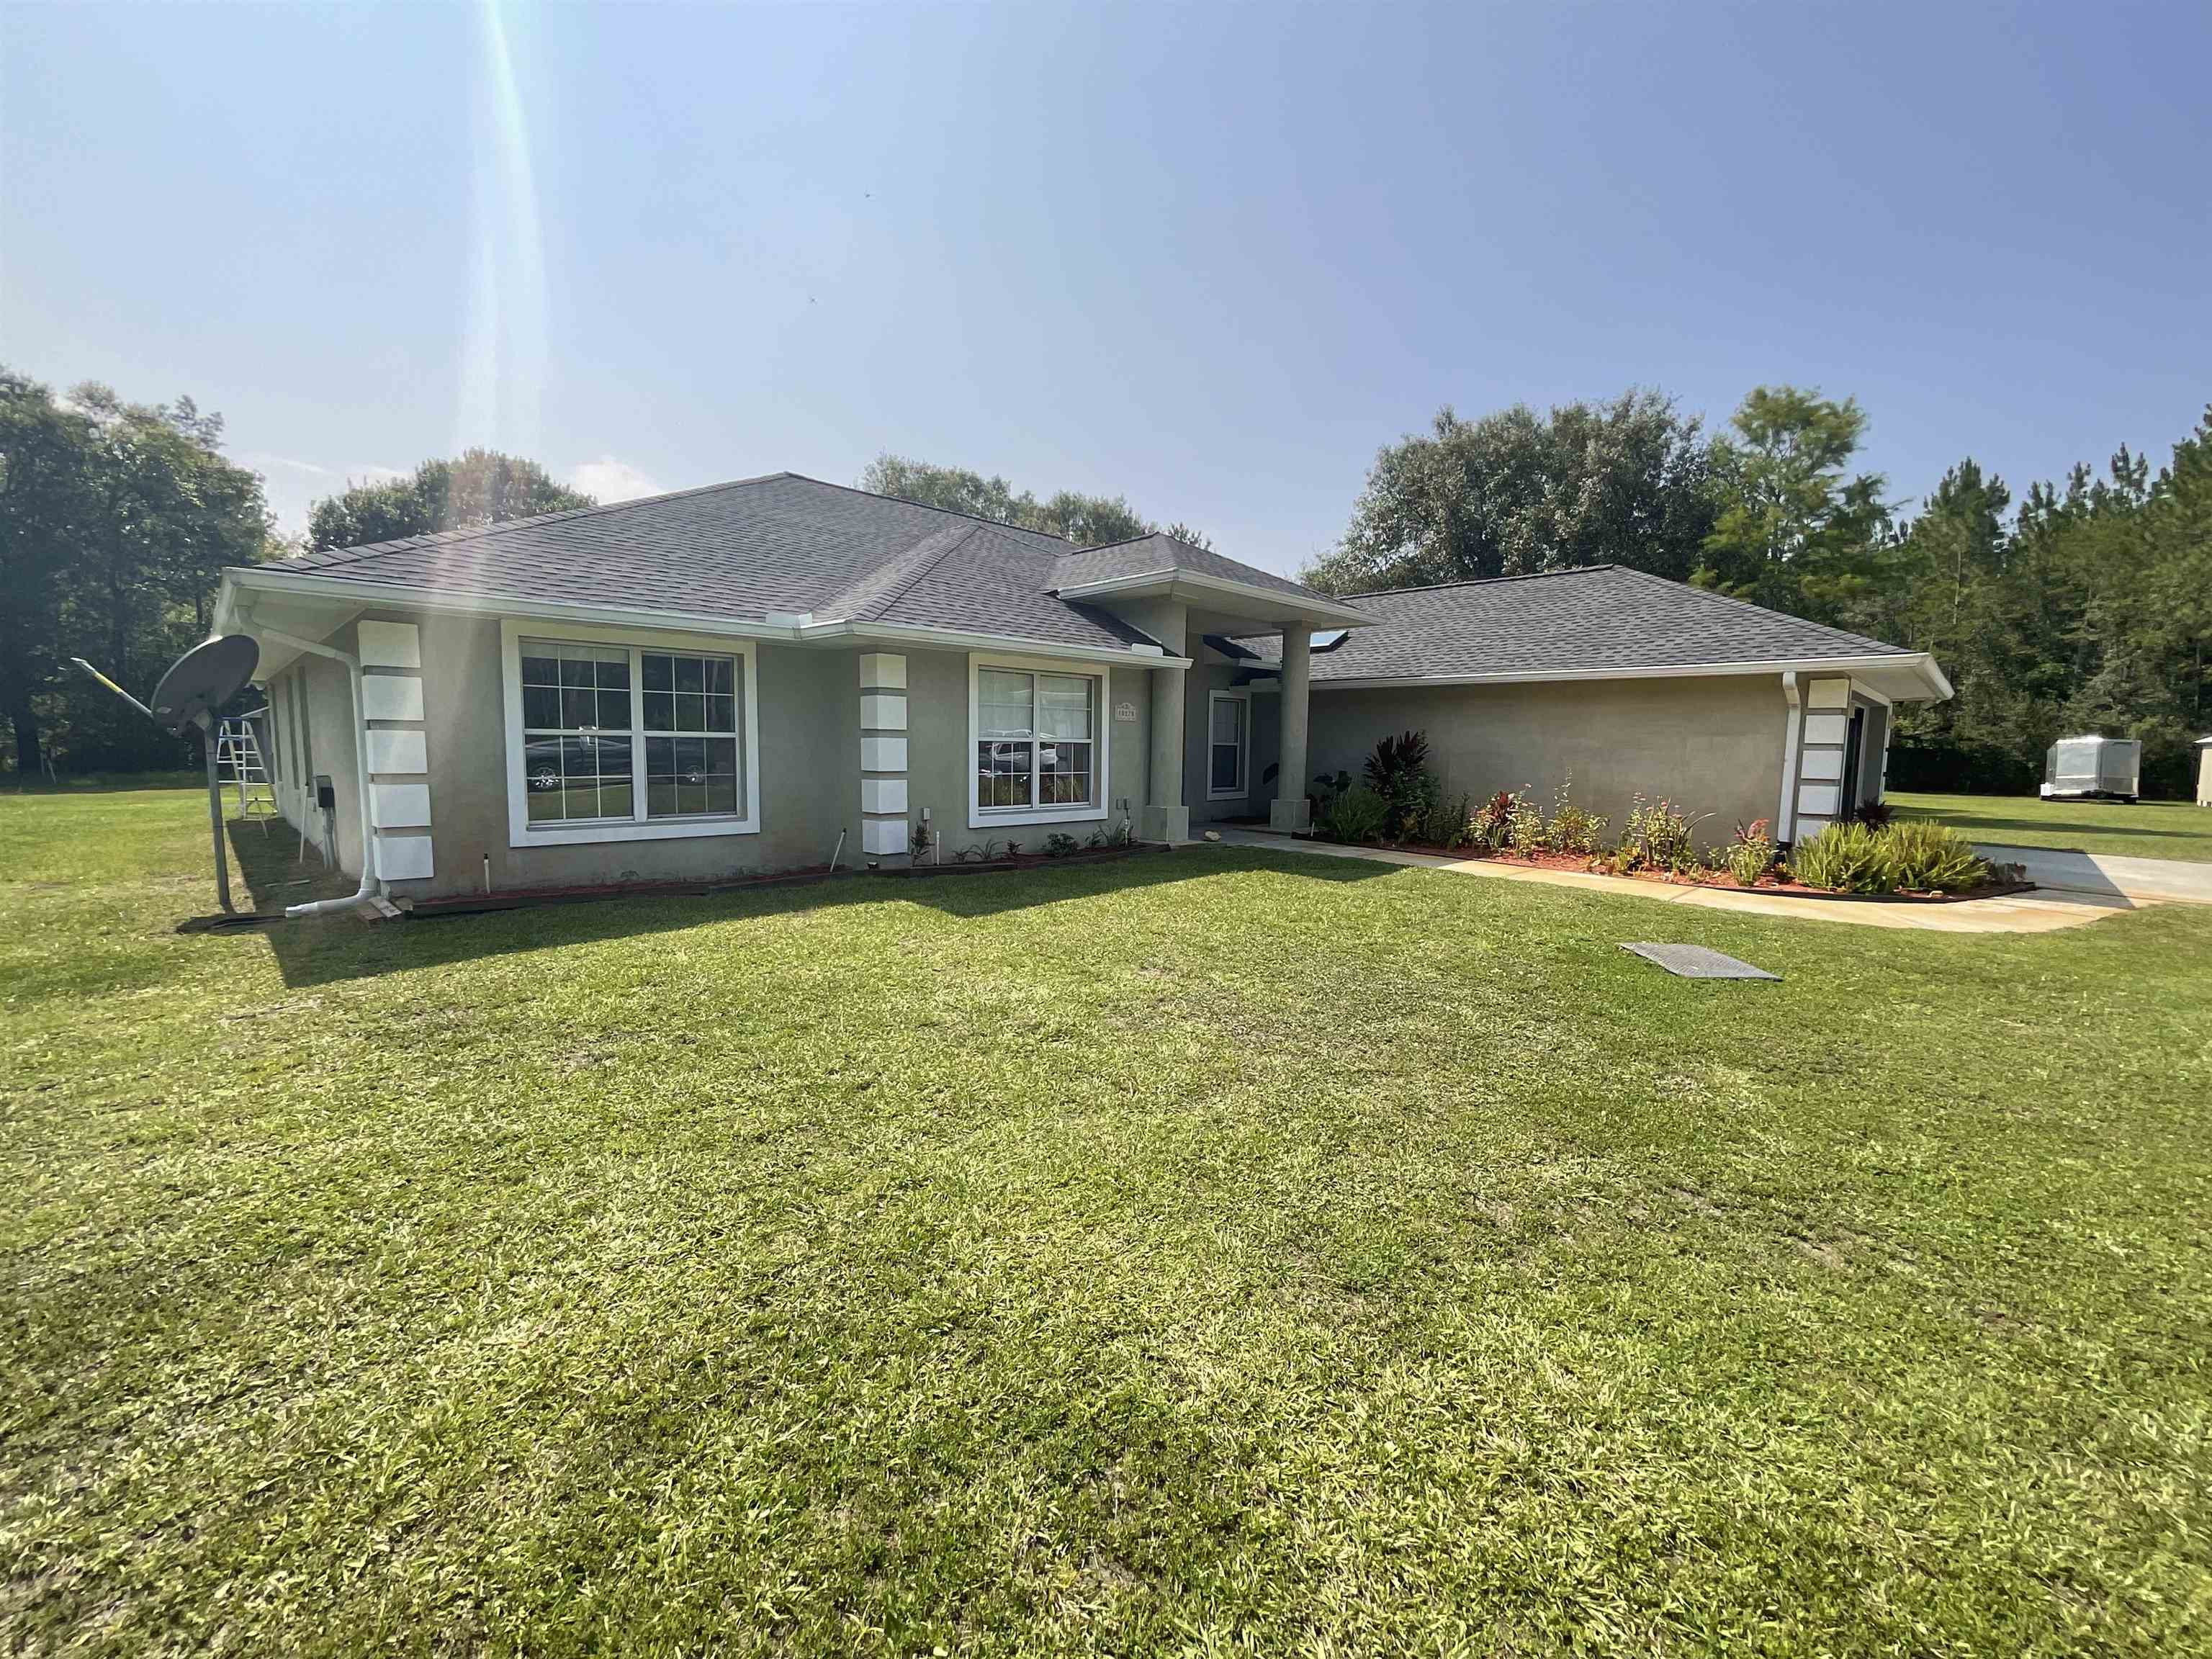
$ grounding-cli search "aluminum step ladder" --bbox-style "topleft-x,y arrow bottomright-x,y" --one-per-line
215,714 -> 279,829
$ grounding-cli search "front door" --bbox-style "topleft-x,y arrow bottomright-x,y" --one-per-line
1838,705 -> 1866,817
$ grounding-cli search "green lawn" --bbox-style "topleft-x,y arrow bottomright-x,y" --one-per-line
5,786 -> 2211,1655
1892,788 -> 2212,863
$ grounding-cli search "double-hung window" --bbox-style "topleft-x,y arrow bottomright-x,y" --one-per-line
504,622 -> 757,845
1207,690 -> 1249,799
971,660 -> 1106,825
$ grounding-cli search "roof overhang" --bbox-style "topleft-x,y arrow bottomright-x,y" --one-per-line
217,566 -> 1194,672
1052,567 -> 1372,629
1302,652 -> 1954,702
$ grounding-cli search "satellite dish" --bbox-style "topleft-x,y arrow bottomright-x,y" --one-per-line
149,635 -> 258,735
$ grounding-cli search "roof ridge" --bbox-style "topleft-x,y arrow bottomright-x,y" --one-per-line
282,471 -> 796,571
836,521 -> 986,622
1334,564 -> 1622,600
780,472 -> 1079,549
1605,565 -> 1909,655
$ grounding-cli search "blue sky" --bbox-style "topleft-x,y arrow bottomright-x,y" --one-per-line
5,1 -> 2208,574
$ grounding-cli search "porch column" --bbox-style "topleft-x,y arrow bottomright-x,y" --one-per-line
1136,598 -> 1190,843
1270,625 -> 1312,832
1143,662 -> 1190,842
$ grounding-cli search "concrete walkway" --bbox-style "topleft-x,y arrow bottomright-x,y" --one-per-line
1974,843 -> 2212,907
1211,828 -> 2140,934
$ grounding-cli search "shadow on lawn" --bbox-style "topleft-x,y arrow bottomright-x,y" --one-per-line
227,819 -> 1388,989
1892,801 -> 2208,850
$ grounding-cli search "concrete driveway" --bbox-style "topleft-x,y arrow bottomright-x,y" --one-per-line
1974,844 -> 2212,907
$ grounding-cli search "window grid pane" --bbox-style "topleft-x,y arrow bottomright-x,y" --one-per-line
976,670 -> 1098,813
639,649 -> 742,820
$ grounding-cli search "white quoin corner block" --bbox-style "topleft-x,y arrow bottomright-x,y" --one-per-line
1797,782 -> 1841,818
860,817 -> 909,855
860,736 -> 907,771
1799,747 -> 1843,783
860,692 -> 907,732
860,777 -> 908,814
366,729 -> 428,774
361,674 -> 425,722
1802,712 -> 1848,747
370,782 -> 432,829
374,832 -> 435,881
1805,679 -> 1851,710
357,620 -> 423,668
858,652 -> 907,690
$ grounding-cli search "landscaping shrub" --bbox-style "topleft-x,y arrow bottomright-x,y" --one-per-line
1544,774 -> 1608,855
1318,785 -> 1390,844
1043,832 -> 1080,858
1726,819 -> 1776,887
1505,792 -> 1546,854
1618,794 -> 1704,874
1879,820 -> 1991,893
1363,731 -> 1433,837
1853,800 -> 1896,830
1790,822 -> 1892,893
1467,790 -> 1515,853
1407,788 -> 1471,850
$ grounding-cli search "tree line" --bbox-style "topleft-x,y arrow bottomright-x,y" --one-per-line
6,362 -> 2204,796
1304,388 -> 2212,799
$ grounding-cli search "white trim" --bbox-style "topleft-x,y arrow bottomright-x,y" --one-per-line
1777,670 -> 1802,842
858,652 -> 907,689
1800,748 -> 1843,783
370,782 -> 432,828
1804,712 -> 1849,747
966,650 -> 1111,830
860,735 -> 907,771
860,778 -> 907,814
220,568 -> 1194,670
1205,688 -> 1251,800
1051,567 -> 1372,627
499,617 -> 761,848
1307,652 -> 1954,700
1849,678 -> 1893,709
374,832 -> 435,881
860,692 -> 907,731
366,729 -> 428,774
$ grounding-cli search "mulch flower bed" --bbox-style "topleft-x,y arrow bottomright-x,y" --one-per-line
878,844 -> 1154,878
1319,837 -> 2034,904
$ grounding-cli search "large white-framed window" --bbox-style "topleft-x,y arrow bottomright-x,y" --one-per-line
967,652 -> 1110,829
1206,688 -> 1249,800
500,618 -> 760,847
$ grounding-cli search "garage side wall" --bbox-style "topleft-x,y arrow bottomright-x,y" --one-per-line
1307,675 -> 1790,848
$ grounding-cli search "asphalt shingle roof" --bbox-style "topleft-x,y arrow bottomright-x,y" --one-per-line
1231,565 -> 1914,681
1051,532 -> 1330,604
261,474 -> 1308,655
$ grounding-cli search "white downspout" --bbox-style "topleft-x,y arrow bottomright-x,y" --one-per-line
1776,671 -> 1802,843
250,619 -> 383,917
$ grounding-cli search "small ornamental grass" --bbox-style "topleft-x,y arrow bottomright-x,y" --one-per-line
1791,820 -> 1993,894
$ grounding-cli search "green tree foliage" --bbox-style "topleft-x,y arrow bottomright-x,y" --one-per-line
858,454 -> 1210,549
0,370 -> 272,772
1691,386 -> 1888,623
307,449 -> 595,552
1302,390 -> 1717,593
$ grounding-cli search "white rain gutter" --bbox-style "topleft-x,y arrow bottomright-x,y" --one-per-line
248,617 -> 383,918
1776,671 -> 1802,842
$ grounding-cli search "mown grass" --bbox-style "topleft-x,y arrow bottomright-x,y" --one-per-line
4,783 -> 2211,1655
1892,788 -> 2212,863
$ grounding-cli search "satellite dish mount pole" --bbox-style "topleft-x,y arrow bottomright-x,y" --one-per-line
198,710 -> 235,914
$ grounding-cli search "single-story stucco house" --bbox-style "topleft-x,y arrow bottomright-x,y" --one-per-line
213,472 -> 1951,902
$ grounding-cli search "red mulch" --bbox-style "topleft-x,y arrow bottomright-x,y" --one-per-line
1329,839 -> 2032,905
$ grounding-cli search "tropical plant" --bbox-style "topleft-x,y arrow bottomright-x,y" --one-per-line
1789,822 -> 1892,893
1543,773 -> 1608,855
1726,819 -> 1776,887
1406,788 -> 1472,850
1853,799 -> 1896,829
910,819 -> 931,857
1318,785 -> 1390,844
1362,731 -> 1434,835
1878,821 -> 1990,893
1043,832 -> 1080,857
1618,794 -> 1705,873
1505,792 -> 1547,854
1466,790 -> 1516,852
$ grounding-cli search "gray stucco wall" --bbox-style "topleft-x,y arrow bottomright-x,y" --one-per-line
1184,660 -> 1269,824
258,607 -> 1164,895
1305,674 -> 1792,847
902,645 -> 1151,855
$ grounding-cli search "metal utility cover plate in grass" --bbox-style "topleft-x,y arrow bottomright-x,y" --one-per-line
1620,943 -> 1780,980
